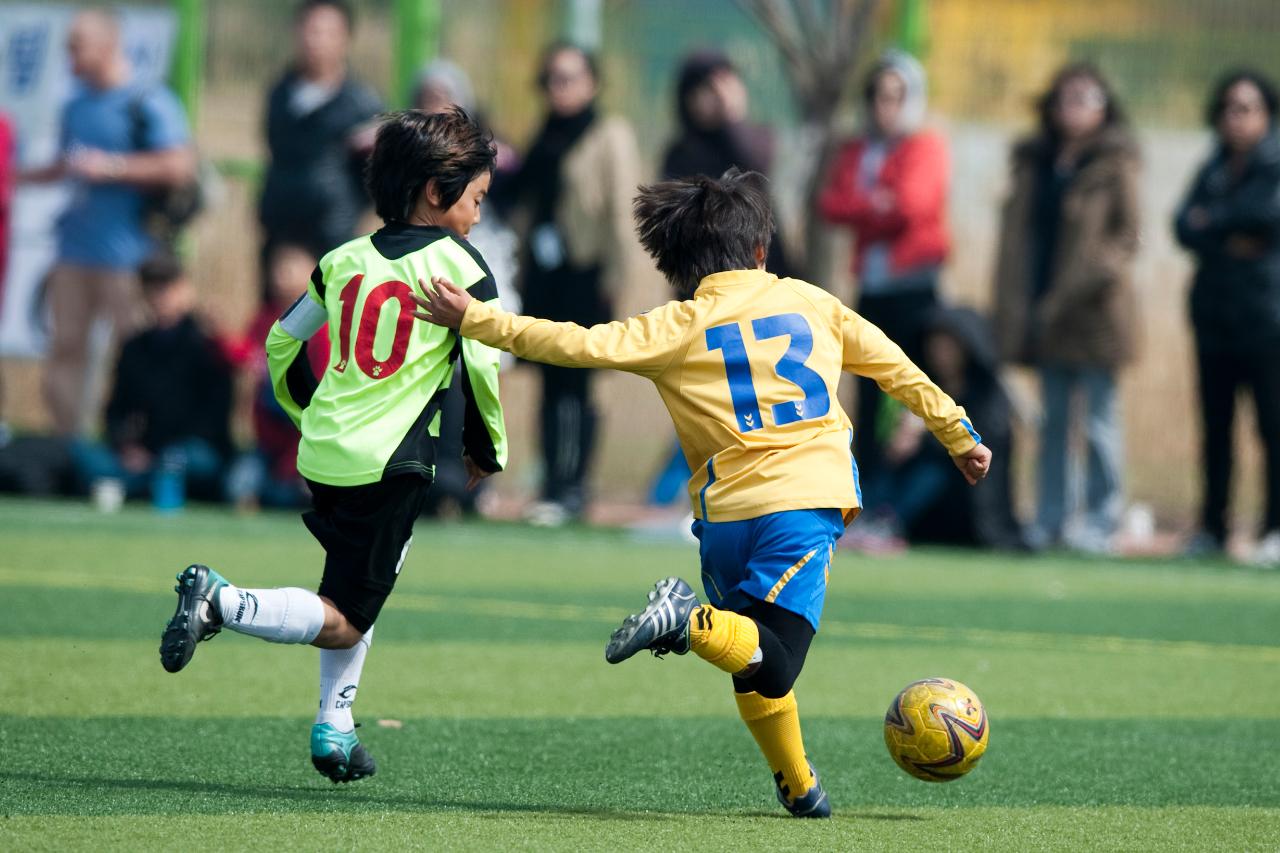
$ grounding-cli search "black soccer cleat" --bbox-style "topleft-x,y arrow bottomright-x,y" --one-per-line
159,564 -> 227,673
604,577 -> 700,664
776,761 -> 832,818
311,723 -> 377,784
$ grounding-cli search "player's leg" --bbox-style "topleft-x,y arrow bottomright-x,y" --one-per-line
693,510 -> 839,816
159,564 -> 329,673
604,509 -> 840,816
729,600 -> 828,817
306,475 -> 429,783
605,511 -> 837,673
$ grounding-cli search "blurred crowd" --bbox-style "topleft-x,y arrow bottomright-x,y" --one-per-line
0,1 -> 1277,567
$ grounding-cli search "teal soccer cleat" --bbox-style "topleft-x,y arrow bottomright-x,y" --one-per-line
776,761 -> 831,818
604,576 -> 701,664
311,722 -> 377,783
159,564 -> 227,673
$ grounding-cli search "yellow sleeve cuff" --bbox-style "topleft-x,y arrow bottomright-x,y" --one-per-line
933,416 -> 982,457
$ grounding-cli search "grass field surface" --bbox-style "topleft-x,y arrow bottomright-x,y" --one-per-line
1,498 -> 1277,851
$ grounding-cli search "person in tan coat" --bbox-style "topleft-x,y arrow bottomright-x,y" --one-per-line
992,63 -> 1141,553
498,42 -> 643,524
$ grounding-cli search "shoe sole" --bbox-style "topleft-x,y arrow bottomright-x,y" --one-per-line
159,565 -> 220,674
604,577 -> 693,664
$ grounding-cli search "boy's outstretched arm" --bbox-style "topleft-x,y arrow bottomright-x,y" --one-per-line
414,276 -> 689,379
841,306 -> 991,485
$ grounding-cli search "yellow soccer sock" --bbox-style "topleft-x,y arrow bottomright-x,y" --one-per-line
687,605 -> 760,674
734,690 -> 814,799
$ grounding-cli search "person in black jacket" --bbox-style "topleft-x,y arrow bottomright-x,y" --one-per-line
258,0 -> 381,295
1174,69 -> 1280,566
70,253 -> 233,505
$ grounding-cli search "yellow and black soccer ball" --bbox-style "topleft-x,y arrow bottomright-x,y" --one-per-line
884,677 -> 989,782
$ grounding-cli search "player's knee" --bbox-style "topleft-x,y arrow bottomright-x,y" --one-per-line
734,656 -> 803,699
747,668 -> 801,700
332,627 -> 364,649
314,598 -> 367,649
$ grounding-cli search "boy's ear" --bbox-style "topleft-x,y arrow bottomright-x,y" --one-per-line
423,178 -> 443,210
754,244 -> 767,268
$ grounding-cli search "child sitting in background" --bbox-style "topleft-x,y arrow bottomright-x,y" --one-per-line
848,306 -> 1025,553
73,253 -> 233,508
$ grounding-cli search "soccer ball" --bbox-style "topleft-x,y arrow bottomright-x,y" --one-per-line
883,677 -> 989,782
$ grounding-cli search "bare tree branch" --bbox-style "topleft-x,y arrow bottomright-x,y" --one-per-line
735,0 -> 885,278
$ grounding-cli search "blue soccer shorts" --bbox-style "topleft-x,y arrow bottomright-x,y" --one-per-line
691,507 -> 846,631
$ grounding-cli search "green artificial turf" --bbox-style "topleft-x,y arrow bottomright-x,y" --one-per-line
0,499 -> 1277,851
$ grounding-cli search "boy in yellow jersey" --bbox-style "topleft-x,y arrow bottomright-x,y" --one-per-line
415,168 -> 991,817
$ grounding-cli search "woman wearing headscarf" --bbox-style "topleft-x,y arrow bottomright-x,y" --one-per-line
993,63 -> 1140,553
1175,69 -> 1280,567
818,50 -> 950,487
500,42 -> 643,525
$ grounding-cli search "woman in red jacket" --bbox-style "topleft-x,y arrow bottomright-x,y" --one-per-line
819,50 -> 950,485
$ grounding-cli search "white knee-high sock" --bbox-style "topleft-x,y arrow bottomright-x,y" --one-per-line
216,585 -> 325,644
316,626 -> 373,732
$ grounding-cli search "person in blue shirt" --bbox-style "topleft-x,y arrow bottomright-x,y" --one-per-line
21,8 -> 194,436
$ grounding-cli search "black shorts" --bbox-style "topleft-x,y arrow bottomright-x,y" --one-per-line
304,474 -> 431,633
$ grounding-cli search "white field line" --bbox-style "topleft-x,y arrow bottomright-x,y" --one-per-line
3,566 -> 1278,665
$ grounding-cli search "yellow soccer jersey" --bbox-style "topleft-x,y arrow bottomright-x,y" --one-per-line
460,268 -> 980,523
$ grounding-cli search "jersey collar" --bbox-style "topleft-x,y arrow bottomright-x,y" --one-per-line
695,268 -> 776,293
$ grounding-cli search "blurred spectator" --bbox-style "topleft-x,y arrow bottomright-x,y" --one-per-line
71,253 -> 232,509
848,307 -> 1025,552
413,60 -> 521,517
258,0 -> 382,289
222,244 -> 327,509
992,63 -> 1140,554
818,50 -> 949,488
664,51 -> 770,177
20,9 -> 194,436
1174,69 -> 1280,567
413,60 -> 521,290
500,42 -> 642,525
662,50 -> 790,274
0,111 -> 13,446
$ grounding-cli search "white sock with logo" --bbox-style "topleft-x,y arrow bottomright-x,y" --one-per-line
216,586 -> 325,644
316,626 -> 373,733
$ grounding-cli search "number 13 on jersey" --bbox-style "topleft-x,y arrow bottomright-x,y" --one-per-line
706,313 -> 831,432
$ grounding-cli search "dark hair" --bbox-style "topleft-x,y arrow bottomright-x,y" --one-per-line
633,168 -> 774,299
294,0 -> 353,30
1206,68 -> 1279,128
537,41 -> 599,90
676,49 -> 735,129
365,107 -> 496,224
1036,62 -> 1126,141
138,251 -> 184,292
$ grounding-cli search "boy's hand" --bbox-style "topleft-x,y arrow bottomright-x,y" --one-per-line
463,455 -> 492,490
953,443 -> 992,486
412,276 -> 473,329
